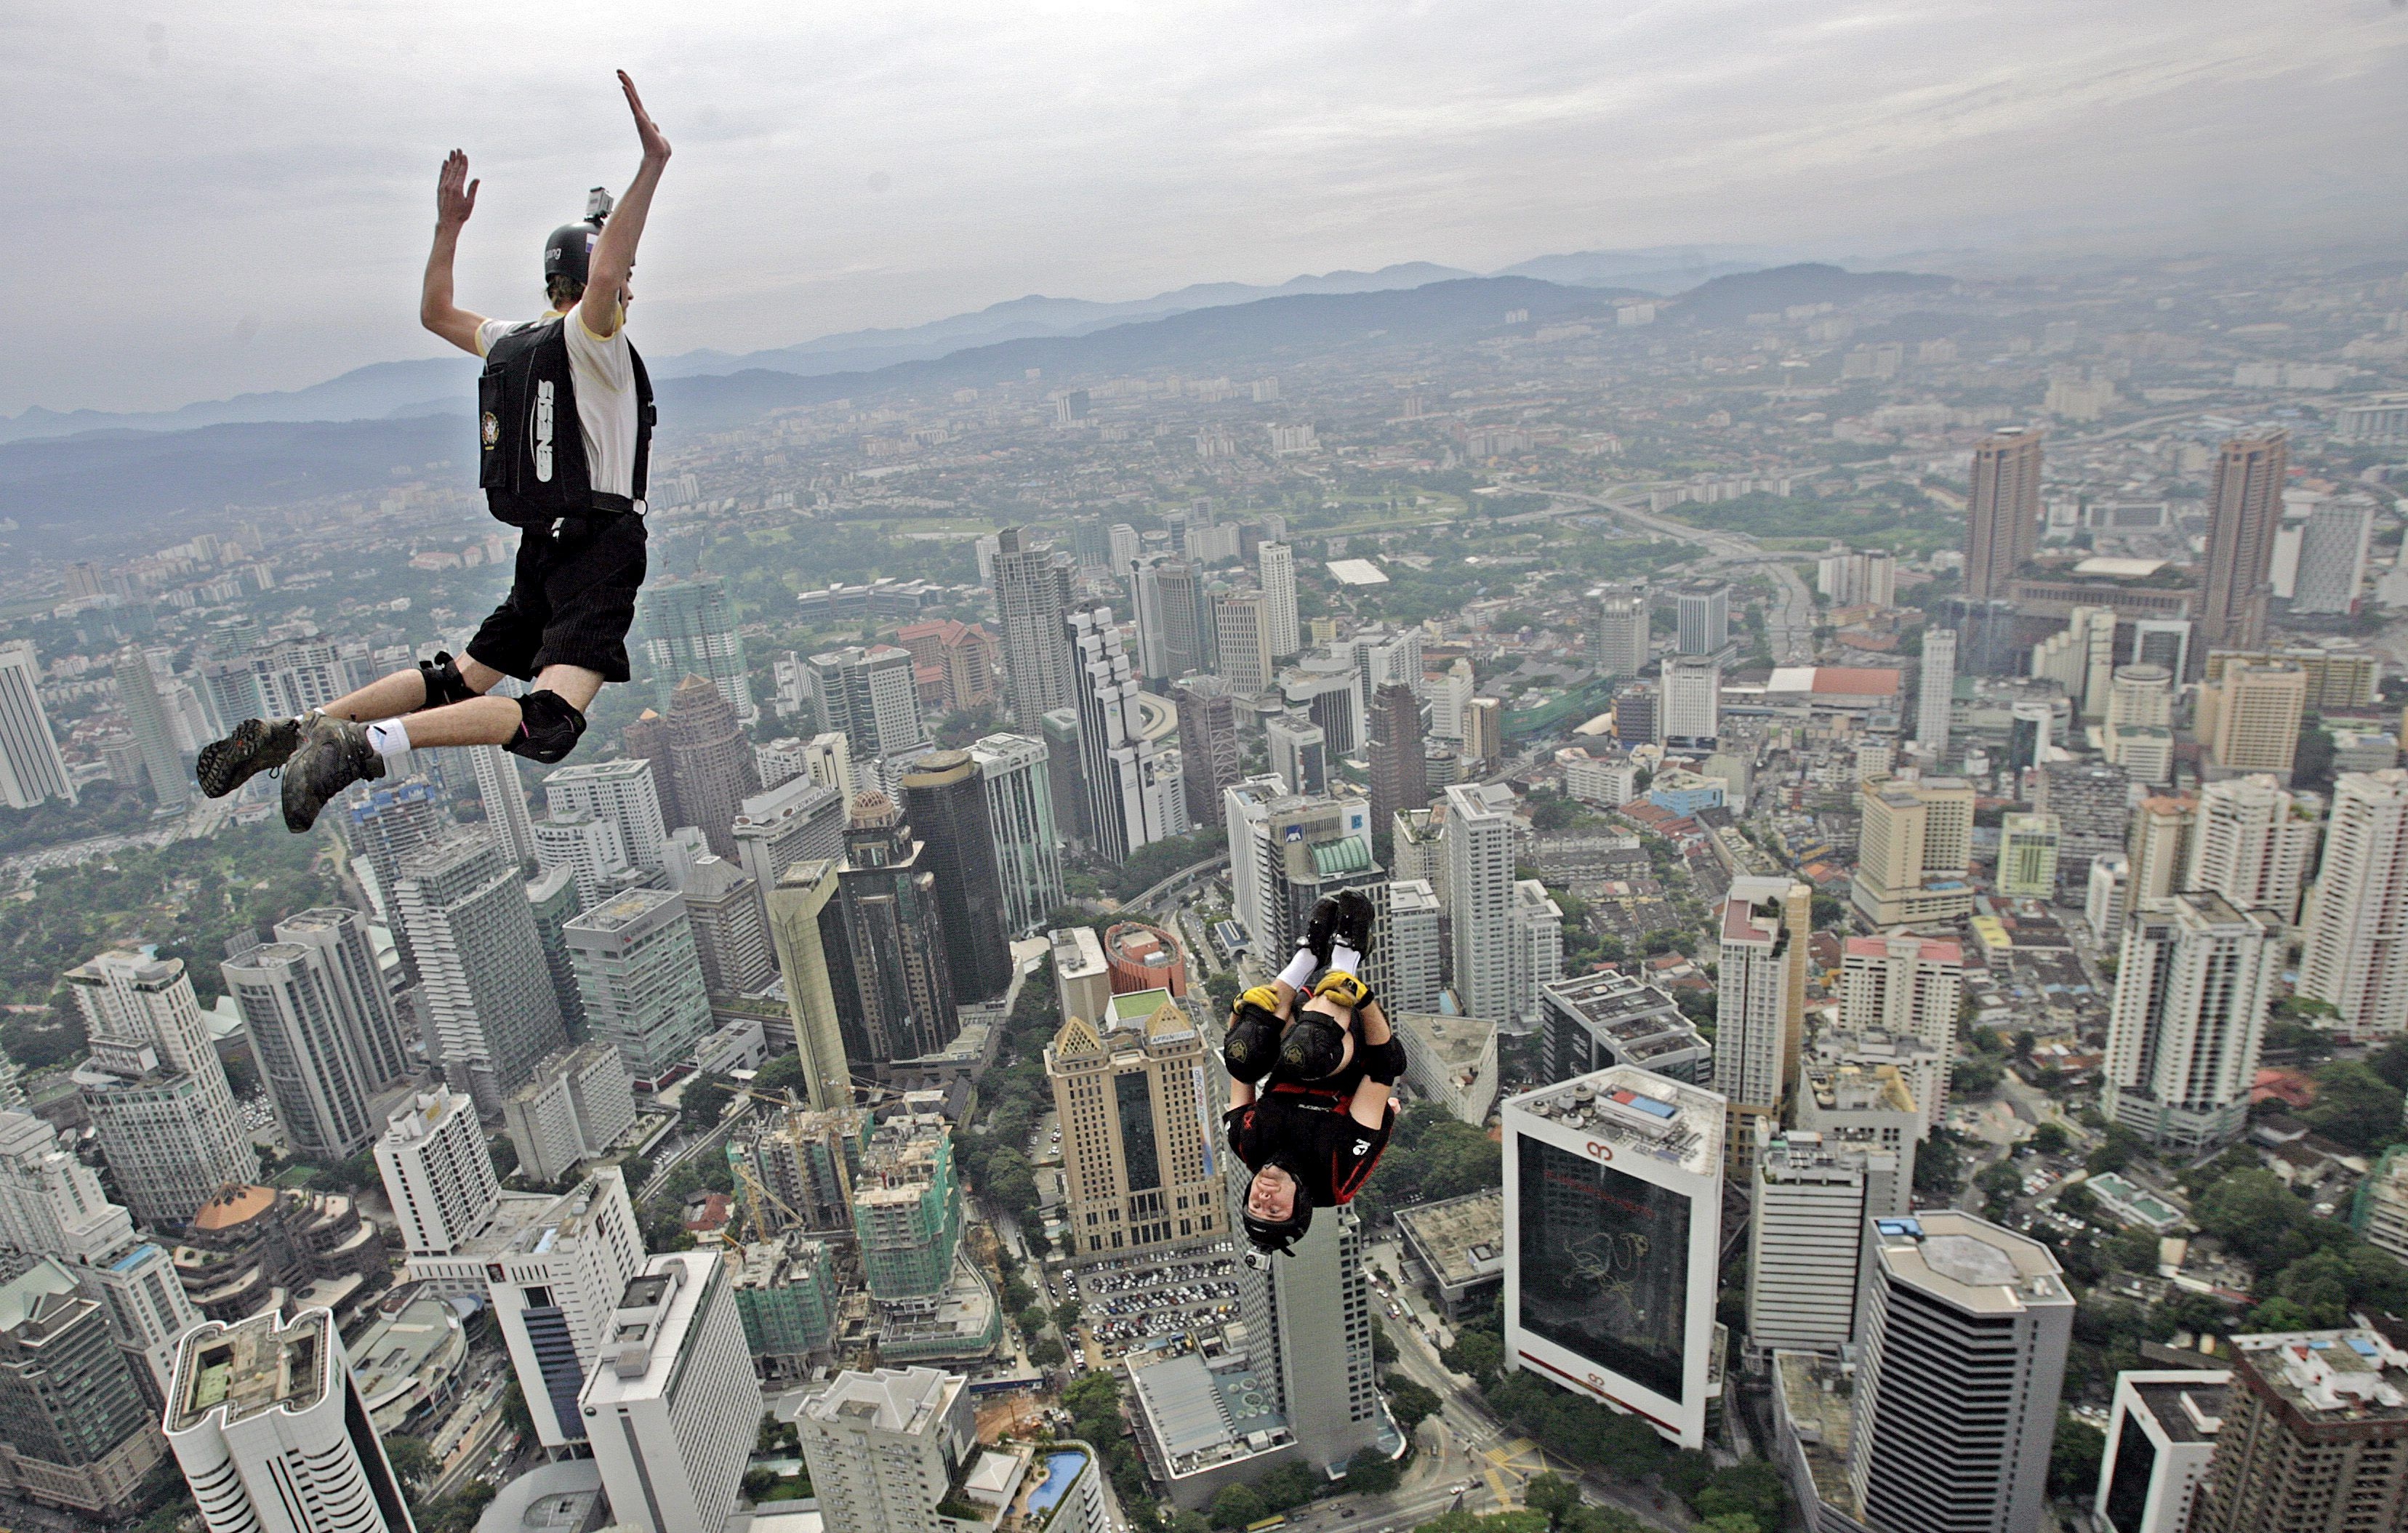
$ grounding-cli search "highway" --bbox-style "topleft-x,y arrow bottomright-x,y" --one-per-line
1541,486 -> 1817,664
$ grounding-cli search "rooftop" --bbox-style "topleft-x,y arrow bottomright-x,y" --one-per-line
1772,1350 -> 1858,1519
169,1308 -> 334,1432
1506,1065 -> 1724,1176
1393,1190 -> 1506,1290
2128,1375 -> 2231,1447
1396,1013 -> 1496,1070
1127,1352 -> 1291,1477
1869,1212 -> 2071,1316
804,1364 -> 961,1435
2231,1329 -> 2408,1423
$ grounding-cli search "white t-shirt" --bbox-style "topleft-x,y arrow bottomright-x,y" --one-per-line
477,308 -> 639,499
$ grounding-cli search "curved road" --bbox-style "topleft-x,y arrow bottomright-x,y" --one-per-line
1544,487 -> 1816,664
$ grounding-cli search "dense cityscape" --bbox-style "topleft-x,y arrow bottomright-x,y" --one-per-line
0,241 -> 2406,1533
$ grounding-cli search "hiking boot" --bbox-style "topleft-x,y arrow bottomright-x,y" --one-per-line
280,714 -> 384,832
196,716 -> 301,799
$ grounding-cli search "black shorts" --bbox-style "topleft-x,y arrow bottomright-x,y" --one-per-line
467,513 -> 648,684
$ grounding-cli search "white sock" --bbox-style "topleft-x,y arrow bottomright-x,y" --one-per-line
364,718 -> 412,763
1331,943 -> 1362,975
1277,949 -> 1318,989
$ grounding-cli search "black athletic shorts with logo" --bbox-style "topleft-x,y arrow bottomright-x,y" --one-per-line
467,513 -> 648,684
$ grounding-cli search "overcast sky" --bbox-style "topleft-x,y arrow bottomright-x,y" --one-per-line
9,0 -> 2406,415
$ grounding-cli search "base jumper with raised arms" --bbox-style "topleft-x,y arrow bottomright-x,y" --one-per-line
194,71 -> 673,832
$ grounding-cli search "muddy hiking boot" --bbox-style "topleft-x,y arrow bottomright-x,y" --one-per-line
196,716 -> 302,799
279,713 -> 385,833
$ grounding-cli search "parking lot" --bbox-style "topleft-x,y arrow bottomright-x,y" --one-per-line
1069,1245 -> 1244,1359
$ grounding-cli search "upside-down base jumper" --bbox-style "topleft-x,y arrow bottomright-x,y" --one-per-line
1224,890 -> 1409,1263
193,71 -> 673,832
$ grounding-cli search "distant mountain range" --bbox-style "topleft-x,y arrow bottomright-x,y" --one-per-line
0,244 -> 1818,445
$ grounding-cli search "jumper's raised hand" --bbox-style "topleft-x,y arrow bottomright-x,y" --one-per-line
619,71 -> 670,164
436,149 -> 478,230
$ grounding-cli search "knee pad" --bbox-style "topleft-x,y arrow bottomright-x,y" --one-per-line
1224,997 -> 1284,1080
505,690 -> 587,764
417,651 -> 478,709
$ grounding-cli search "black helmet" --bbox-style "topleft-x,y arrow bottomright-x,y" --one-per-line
543,187 -> 614,289
1279,1013 -> 1349,1080
1242,1159 -> 1313,1257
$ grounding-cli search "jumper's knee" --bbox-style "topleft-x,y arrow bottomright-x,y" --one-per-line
1224,997 -> 1284,1080
417,651 -> 479,709
504,689 -> 587,764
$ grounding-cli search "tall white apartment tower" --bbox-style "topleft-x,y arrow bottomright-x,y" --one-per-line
65,951 -> 257,1228
0,640 -> 76,807
990,527 -> 1077,719
798,1366 -> 979,1533
1066,605 -> 1188,864
2188,774 -> 2323,925
0,1108 -> 133,1263
580,1252 -> 763,1533
1847,1212 -> 2073,1533
1839,934 -> 1964,1130
1747,1132 -> 1895,1359
165,1308 -> 416,1533
373,1088 -> 500,1257
394,829 -> 569,1115
221,908 -> 409,1163
2299,768 -> 2408,1036
968,733 -> 1064,936
1259,542 -> 1301,659
467,744 -> 539,868
1916,629 -> 1956,756
544,759 -> 670,872
1716,876 -> 1811,1178
486,1168 -> 646,1449
1384,880 -> 1443,1014
1443,784 -> 1517,1024
2103,893 -> 2284,1153
1661,656 -> 1722,744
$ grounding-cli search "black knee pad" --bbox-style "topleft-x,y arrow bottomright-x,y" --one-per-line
1224,999 -> 1283,1081
505,690 -> 587,764
417,651 -> 478,709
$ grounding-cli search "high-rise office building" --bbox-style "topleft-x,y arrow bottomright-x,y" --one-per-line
0,640 -> 75,808
221,908 -> 408,1163
682,856 -> 776,995
1746,1132 -> 1894,1361
899,751 -> 1013,1003
764,861 -> 853,1113
532,808 -> 630,914
638,572 -> 752,716
374,1087 -> 499,1256
113,648 -> 188,810
1965,427 -> 2044,602
2188,774 -> 2321,925
0,1109 -> 132,1264
967,733 -> 1061,936
666,673 -> 763,858
580,1252 -> 763,1533
395,829 -> 567,1114
800,1367 -> 992,1533
1385,880 -> 1444,1014
1538,970 -> 1706,1086
1839,935 -> 1962,1130
1173,681 -> 1243,829
2299,769 -> 2408,1036
545,757 -> 671,872
1673,581 -> 1728,655
1445,783 -> 1517,1023
811,645 -> 926,763
2292,496 -> 2376,616
566,888 -> 715,1090
1504,1067 -> 1726,1448
1610,686 -> 1656,749
1039,708 -> 1090,849
1259,542 -> 1300,659
65,951 -> 256,1228
485,1167 -> 646,1449
1066,605 -> 1189,864
1716,876 -> 1810,1177
2187,1329 -> 2408,1533
341,778 -> 447,978
0,1256 -> 167,1517
2198,657 -> 2306,780
1850,776 -> 1977,925
1131,556 -> 1210,683
990,527 -> 1077,719
2197,431 -> 2289,658
1996,811 -> 2061,898
2092,1368 -> 2229,1533
832,794 -> 959,1066
1213,590 -> 1273,697
1265,713 -> 1327,797
2104,892 -> 2283,1152
731,774 -> 847,899
1845,1212 -> 2072,1533
1365,680 -> 1428,834
1046,996 -> 1224,1258
1592,587 -> 1649,678
465,744 -> 539,868
165,1308 -> 414,1533
620,709 -> 687,834
1916,627 -> 1956,755
1661,656 -> 1722,745
1108,523 -> 1141,576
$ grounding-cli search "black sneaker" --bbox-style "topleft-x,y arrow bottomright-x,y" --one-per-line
196,716 -> 301,798
280,715 -> 385,832
1333,888 -> 1377,960
1304,896 -> 1340,967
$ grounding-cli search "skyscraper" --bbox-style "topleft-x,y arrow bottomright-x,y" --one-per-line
1265,713 -> 1327,797
1045,996 -> 1224,1258
1845,1212 -> 2071,1533
2197,431 -> 2289,658
566,889 -> 715,1089
2198,657 -> 2307,781
394,829 -> 568,1114
0,1109 -> 132,1264
1964,427 -> 2044,602
1916,628 -> 1956,755
2188,774 -> 2322,925
341,778 -> 447,978
666,673 -> 762,858
1443,783 -> 1517,1023
2103,892 -> 2284,1152
1209,591 -> 1268,699
990,526 -> 1077,719
2292,496 -> 2375,615
810,645 -> 926,763
465,745 -> 539,868
1366,680 -> 1428,835
1591,587 -> 1648,678
1259,542 -> 1300,659
165,1308 -> 414,1533
681,856 -> 776,995
0,640 -> 75,808
1173,680 -> 1243,829
1716,876 -> 1811,1177
832,794 -> 959,1066
2187,1329 -> 2408,1533
799,1367 -> 983,1533
968,733 -> 1062,936
579,1253 -> 763,1533
1839,935 -> 1963,1129
1747,1133 -> 1894,1360
2092,1369 -> 2229,1533
1039,709 -> 1090,849
1067,605 -> 1189,864
622,709 -> 690,837
764,861 -> 853,1112
851,1112 -> 965,1308
66,952 -> 256,1228
1661,655 -> 1722,744
220,909 -> 408,1163
1672,581 -> 1729,655
1850,776 -> 1978,925
900,750 -> 1014,1003
1137,557 -> 1211,683
1504,1067 -> 1726,1448
0,1256 -> 168,1518
374,1087 -> 499,1256
1385,880 -> 1444,1014
545,758 -> 671,872
638,572 -> 752,716
485,1168 -> 646,1449
731,774 -> 847,898
2298,769 -> 2408,1036
113,648 -> 188,810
